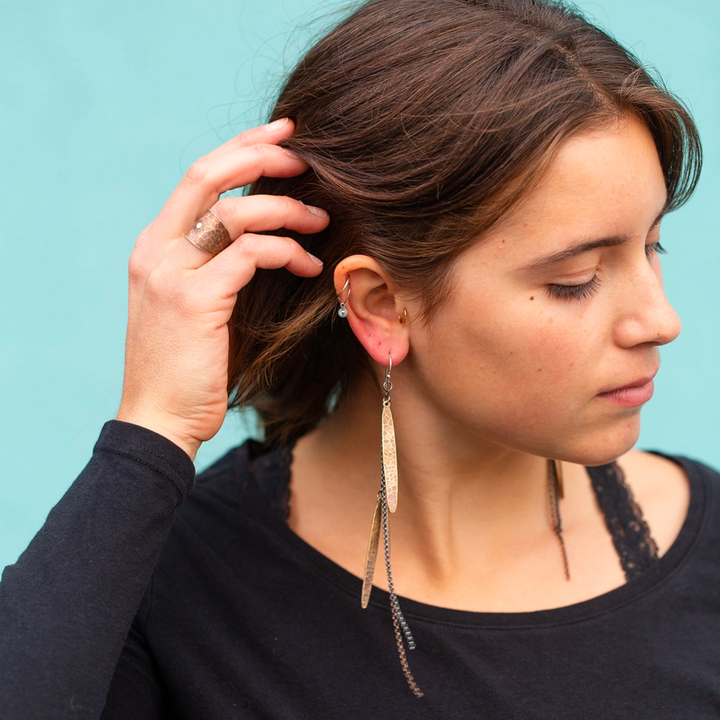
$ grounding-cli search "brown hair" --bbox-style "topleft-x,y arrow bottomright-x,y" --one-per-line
228,0 -> 701,447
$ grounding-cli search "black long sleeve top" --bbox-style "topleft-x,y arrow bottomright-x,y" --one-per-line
2,420 -> 720,719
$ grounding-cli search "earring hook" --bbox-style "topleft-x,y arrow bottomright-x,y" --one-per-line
383,354 -> 393,401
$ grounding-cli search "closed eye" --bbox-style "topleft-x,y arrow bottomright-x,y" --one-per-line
547,275 -> 601,301
546,238 -> 665,302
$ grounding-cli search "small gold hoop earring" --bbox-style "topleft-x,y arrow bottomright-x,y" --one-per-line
399,309 -> 408,325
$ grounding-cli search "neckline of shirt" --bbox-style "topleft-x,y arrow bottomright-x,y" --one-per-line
244,447 -> 709,630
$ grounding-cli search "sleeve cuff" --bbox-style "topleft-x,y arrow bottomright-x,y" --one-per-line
94,420 -> 196,500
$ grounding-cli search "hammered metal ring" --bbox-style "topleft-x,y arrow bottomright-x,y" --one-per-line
184,209 -> 232,256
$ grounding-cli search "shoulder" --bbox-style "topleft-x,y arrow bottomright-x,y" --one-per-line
619,448 -> 720,494
617,449 -> 719,556
145,441 -> 298,600
171,439 -> 292,539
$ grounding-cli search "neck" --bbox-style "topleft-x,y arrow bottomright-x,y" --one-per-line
292,372 -> 559,585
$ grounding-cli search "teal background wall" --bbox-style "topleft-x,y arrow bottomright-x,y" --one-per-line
1,0 -> 718,570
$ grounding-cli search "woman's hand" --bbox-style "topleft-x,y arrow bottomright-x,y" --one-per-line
116,119 -> 329,460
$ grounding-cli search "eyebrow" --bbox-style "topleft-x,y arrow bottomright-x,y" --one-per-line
522,209 -> 666,271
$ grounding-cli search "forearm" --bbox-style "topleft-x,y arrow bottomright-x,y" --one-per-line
0,420 -> 195,720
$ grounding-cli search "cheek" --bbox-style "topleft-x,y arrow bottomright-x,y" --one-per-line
461,305 -> 597,398
418,295 -> 608,432
412,293 -> 638,463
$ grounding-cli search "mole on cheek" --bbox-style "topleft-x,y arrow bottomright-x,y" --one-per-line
530,296 -> 534,301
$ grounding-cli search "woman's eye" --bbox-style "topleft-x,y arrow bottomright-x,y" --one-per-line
547,243 -> 666,302
547,275 -> 601,301
645,241 -> 667,258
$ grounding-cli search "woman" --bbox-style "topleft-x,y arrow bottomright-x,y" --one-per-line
1,0 -> 716,717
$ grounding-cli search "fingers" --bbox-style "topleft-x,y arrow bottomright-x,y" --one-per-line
198,233 -> 325,298
128,117 -> 328,310
202,117 -> 295,161
216,193 -> 328,237
151,118 -> 304,242
172,194 -> 329,269
154,142 -> 309,240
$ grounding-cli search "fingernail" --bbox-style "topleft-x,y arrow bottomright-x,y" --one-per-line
265,117 -> 290,131
305,204 -> 328,218
306,251 -> 324,266
284,148 -> 301,160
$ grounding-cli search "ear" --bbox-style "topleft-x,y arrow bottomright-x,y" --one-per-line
334,256 -> 409,367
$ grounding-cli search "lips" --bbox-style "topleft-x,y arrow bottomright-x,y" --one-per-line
598,372 -> 657,408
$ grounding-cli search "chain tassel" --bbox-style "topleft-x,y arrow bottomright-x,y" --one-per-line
381,449 -> 423,697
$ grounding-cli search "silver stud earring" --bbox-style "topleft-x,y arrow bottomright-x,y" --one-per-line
336,278 -> 350,318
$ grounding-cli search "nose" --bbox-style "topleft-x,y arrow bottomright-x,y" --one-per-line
612,260 -> 681,349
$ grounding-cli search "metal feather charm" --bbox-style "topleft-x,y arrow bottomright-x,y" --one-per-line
382,400 -> 399,513
361,496 -> 382,609
548,459 -> 570,581
552,457 -> 565,498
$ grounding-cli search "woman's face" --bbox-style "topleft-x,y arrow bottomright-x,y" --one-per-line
407,116 -> 679,466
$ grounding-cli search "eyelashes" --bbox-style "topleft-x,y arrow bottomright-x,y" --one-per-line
547,275 -> 601,301
546,242 -> 667,302
645,241 -> 667,258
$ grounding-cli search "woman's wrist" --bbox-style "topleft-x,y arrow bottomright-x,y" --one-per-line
114,408 -> 202,461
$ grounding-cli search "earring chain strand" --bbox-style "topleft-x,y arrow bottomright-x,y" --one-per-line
381,464 -> 423,697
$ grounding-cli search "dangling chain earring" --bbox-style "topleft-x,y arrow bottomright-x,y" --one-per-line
547,459 -> 570,581
360,356 -> 424,698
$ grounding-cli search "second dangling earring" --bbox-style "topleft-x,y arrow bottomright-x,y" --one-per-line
361,355 -> 424,698
547,458 -> 570,581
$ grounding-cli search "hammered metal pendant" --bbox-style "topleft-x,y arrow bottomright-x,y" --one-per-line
382,402 -> 399,513
361,497 -> 382,608
551,459 -> 564,498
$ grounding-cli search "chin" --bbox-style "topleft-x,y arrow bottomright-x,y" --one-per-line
556,412 -> 642,468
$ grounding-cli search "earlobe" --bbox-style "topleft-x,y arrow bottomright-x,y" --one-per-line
333,257 -> 410,367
